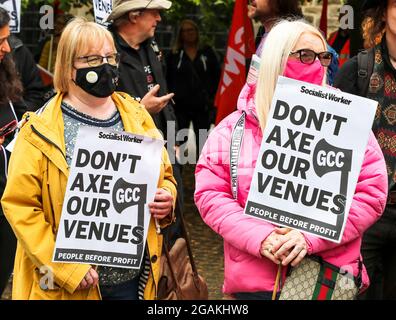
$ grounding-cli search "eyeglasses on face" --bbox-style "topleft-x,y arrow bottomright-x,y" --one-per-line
289,49 -> 333,67
76,53 -> 120,67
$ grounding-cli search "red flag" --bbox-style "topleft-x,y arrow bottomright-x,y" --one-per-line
36,64 -> 54,87
319,0 -> 328,38
214,0 -> 255,125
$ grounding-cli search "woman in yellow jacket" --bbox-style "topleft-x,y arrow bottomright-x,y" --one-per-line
1,18 -> 177,300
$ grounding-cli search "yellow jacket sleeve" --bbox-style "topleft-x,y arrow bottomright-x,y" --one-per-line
1,132 -> 90,294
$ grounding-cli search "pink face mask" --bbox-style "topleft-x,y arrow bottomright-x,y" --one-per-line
283,59 -> 325,85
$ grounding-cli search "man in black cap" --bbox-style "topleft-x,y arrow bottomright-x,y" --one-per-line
334,0 -> 396,300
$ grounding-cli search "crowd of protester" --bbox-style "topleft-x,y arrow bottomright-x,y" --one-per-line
0,0 -> 395,300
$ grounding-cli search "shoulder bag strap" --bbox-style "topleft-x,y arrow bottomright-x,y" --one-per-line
357,49 -> 375,97
161,195 -> 200,283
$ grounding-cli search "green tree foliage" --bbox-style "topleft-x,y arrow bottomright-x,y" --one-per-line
22,0 -> 235,46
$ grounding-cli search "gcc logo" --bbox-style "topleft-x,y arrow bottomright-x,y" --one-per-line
112,178 -> 147,214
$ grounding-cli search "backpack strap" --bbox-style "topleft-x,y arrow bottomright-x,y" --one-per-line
230,112 -> 246,200
357,49 -> 375,97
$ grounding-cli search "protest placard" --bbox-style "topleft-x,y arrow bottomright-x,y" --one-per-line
53,127 -> 164,269
245,76 -> 378,243
92,0 -> 112,26
0,0 -> 21,33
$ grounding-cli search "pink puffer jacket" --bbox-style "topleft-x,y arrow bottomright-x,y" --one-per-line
194,82 -> 388,294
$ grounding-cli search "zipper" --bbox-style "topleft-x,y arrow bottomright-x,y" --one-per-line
31,124 -> 67,161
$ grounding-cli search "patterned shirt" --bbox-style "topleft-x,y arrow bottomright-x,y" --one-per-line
366,39 -> 396,191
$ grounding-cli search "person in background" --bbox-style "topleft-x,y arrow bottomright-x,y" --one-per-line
334,0 -> 396,300
327,9 -> 351,68
9,35 -> 47,119
247,0 -> 338,85
107,0 -> 183,243
39,14 -> 73,74
195,19 -> 387,300
0,6 -> 23,298
248,0 -> 303,56
1,18 -> 176,300
166,19 -> 220,157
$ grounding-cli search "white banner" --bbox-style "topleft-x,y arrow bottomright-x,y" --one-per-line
245,76 -> 377,243
92,0 -> 112,26
0,0 -> 21,33
53,127 -> 164,269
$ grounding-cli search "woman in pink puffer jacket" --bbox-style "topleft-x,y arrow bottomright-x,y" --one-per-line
194,20 -> 387,300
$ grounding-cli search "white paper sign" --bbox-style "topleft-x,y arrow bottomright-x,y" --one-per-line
245,76 -> 377,243
53,127 -> 164,269
92,0 -> 112,26
0,0 -> 21,33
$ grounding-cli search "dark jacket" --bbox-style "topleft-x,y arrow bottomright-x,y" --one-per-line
166,46 -> 220,112
9,36 -> 46,120
333,55 -> 360,95
111,32 -> 177,140
334,38 -> 394,95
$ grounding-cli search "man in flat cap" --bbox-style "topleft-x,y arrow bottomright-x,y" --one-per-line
107,0 -> 183,243
335,0 -> 396,300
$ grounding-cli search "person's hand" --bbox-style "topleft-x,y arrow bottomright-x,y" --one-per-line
141,85 -> 174,115
149,188 -> 173,220
0,136 -> 5,145
271,228 -> 308,267
77,267 -> 99,290
260,230 -> 286,265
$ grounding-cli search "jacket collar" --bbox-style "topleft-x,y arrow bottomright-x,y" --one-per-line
22,91 -> 147,176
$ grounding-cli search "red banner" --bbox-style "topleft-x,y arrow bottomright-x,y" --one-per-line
319,0 -> 328,38
214,0 -> 255,125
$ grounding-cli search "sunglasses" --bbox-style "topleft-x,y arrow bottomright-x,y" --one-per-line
289,49 -> 333,67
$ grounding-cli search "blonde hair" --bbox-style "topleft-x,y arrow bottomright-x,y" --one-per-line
53,17 -> 116,93
255,19 -> 328,131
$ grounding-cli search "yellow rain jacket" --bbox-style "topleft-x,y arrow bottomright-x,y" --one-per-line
1,92 -> 177,300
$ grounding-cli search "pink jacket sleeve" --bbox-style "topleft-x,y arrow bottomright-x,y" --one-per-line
194,125 -> 275,259
303,132 -> 388,254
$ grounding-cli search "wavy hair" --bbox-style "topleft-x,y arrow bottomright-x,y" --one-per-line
362,3 -> 388,49
0,7 -> 23,105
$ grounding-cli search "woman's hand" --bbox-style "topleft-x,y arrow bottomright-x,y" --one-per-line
271,228 -> 308,267
149,188 -> 173,220
77,267 -> 99,290
260,230 -> 284,265
0,136 -> 5,145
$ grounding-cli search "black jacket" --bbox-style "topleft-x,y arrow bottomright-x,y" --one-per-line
112,32 -> 177,140
166,46 -> 220,113
334,38 -> 395,96
9,36 -> 46,120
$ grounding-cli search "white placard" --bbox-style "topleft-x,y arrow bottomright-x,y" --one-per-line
92,0 -> 112,26
53,127 -> 164,269
0,0 -> 21,33
245,76 -> 378,243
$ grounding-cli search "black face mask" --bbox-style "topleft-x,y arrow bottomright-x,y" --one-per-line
74,63 -> 119,98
